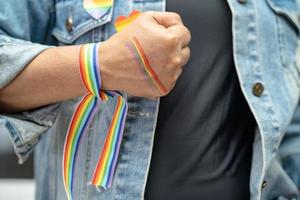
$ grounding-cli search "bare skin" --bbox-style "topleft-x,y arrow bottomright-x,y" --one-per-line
0,12 -> 191,113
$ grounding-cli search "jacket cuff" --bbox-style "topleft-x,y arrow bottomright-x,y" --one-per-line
0,103 -> 61,163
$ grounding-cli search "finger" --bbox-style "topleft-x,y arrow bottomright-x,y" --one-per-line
168,25 -> 191,48
174,66 -> 183,81
146,11 -> 183,28
181,47 -> 191,66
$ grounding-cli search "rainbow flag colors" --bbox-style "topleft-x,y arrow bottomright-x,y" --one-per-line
115,10 -> 141,32
115,10 -> 167,95
62,43 -> 128,199
63,93 -> 99,200
91,94 -> 127,187
83,0 -> 113,19
79,43 -> 102,96
129,36 -> 167,94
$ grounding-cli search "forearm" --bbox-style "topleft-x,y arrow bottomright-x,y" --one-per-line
0,45 -> 87,113
0,12 -> 191,113
0,40 -> 131,113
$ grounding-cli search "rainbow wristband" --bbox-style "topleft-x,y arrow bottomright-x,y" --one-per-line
62,43 -> 128,200
79,43 -> 102,97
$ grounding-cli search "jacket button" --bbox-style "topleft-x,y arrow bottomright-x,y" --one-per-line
261,180 -> 267,189
65,17 -> 73,32
252,82 -> 264,97
238,0 -> 247,3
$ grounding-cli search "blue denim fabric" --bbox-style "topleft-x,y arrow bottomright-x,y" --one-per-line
279,105 -> 300,190
0,0 -> 300,199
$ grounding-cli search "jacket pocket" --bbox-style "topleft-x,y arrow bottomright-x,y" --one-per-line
266,0 -> 300,34
52,0 -> 113,44
266,0 -> 300,85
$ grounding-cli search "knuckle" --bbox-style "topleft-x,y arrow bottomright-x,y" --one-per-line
171,72 -> 180,83
187,46 -> 191,54
185,27 -> 192,41
171,74 -> 179,83
175,68 -> 183,80
171,56 -> 182,66
170,12 -> 181,21
165,34 -> 180,47
183,25 -> 190,35
179,25 -> 191,43
140,11 -> 154,21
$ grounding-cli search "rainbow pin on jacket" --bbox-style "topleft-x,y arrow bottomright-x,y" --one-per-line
83,0 -> 114,19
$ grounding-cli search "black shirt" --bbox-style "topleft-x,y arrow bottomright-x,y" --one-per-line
145,0 -> 255,200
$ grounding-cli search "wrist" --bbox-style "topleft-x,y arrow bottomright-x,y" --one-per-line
99,40 -> 120,91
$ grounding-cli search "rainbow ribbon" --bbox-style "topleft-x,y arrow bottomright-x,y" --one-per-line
62,43 -> 128,199
83,0 -> 113,19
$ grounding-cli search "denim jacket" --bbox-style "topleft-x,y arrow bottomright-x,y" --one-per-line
0,0 -> 300,199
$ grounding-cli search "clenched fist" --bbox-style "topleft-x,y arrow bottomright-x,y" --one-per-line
100,11 -> 191,98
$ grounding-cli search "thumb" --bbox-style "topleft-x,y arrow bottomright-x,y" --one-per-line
146,11 -> 183,28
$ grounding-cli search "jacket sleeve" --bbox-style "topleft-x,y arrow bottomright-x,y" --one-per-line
279,105 -> 300,189
278,0 -> 300,190
0,0 -> 61,163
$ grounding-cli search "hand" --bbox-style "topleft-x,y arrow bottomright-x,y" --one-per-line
100,11 -> 191,98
